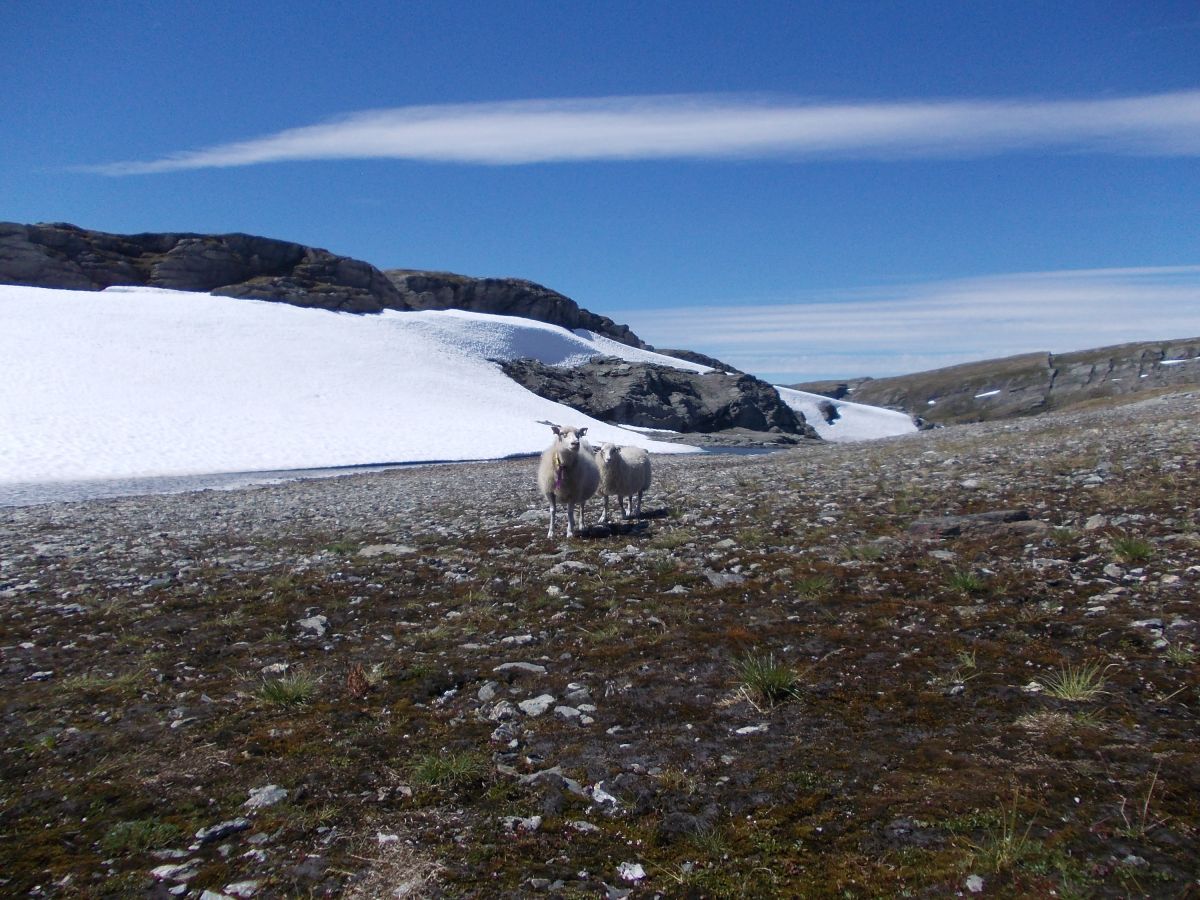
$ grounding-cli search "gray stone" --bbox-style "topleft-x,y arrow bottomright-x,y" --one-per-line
518,694 -> 557,716
704,569 -> 746,588
357,544 -> 417,557
908,509 -> 1033,537
243,785 -> 288,810
493,661 -> 547,676
195,817 -> 251,844
296,615 -> 328,636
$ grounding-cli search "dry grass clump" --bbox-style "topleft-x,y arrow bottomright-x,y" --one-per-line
343,839 -> 446,899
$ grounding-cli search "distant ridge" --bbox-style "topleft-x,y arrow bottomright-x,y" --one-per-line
384,269 -> 645,348
0,221 -> 646,347
790,338 -> 1200,424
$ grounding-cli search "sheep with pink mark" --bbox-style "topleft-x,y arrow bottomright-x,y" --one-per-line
536,421 -> 600,538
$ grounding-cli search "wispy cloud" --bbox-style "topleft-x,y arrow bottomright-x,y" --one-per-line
89,90 -> 1200,174
623,266 -> 1200,383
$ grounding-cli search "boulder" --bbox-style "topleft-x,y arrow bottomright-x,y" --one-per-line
500,356 -> 818,437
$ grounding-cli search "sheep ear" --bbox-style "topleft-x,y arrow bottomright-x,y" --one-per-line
550,425 -> 562,436
578,427 -> 588,436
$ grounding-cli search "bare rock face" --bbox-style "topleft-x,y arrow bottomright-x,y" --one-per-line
386,270 -> 647,348
0,222 -> 405,313
1,222 -> 652,346
650,348 -> 744,374
500,356 -> 818,437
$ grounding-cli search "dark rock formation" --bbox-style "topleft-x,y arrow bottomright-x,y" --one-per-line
650,348 -> 744,374
786,379 -> 869,400
0,221 -> 405,313
791,339 -> 1200,424
0,222 -> 650,346
386,270 -> 646,348
500,356 -> 818,437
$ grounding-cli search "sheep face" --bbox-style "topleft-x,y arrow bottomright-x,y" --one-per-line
550,426 -> 589,469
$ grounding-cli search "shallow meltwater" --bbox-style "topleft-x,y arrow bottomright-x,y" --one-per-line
0,463 -> 416,508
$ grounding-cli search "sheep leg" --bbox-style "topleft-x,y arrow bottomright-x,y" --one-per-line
602,494 -> 610,524
547,496 -> 557,539
635,490 -> 643,518
566,501 -> 576,537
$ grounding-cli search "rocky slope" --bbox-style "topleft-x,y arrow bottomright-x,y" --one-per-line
385,270 -> 645,348
791,338 -> 1200,425
0,221 -> 404,314
1,390 -> 1197,897
0,222 -> 646,349
500,355 -> 816,438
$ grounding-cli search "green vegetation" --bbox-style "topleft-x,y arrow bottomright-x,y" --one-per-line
409,750 -> 489,792
257,671 -> 319,706
733,651 -> 800,706
946,568 -> 987,594
1108,532 -> 1154,564
1037,660 -> 1109,701
101,819 -> 182,854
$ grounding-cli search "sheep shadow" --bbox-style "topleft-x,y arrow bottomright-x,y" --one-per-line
588,519 -> 651,538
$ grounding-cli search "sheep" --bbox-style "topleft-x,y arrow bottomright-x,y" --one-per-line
537,422 -> 600,538
595,443 -> 652,523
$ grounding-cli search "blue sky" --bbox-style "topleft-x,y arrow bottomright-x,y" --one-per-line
3,1 -> 1198,382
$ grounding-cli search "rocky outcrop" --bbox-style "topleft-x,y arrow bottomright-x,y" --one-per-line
385,270 -> 646,348
0,222 -> 649,347
650,348 -> 743,374
0,221 -> 405,313
500,356 -> 818,437
791,339 -> 1200,424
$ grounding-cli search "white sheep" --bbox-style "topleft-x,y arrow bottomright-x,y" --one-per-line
595,443 -> 652,523
537,422 -> 600,538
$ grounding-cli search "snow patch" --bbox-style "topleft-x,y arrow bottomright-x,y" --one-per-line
774,386 -> 917,443
0,285 -> 698,485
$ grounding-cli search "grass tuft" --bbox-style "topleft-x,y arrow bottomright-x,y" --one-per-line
1108,533 -> 1154,565
965,791 -> 1037,874
1163,642 -> 1196,666
1037,660 -> 1109,701
946,568 -> 987,594
794,573 -> 834,599
409,750 -> 489,792
734,651 -> 801,706
257,671 -> 319,707
101,819 -> 182,854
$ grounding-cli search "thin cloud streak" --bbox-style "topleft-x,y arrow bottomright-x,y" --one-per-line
88,91 -> 1200,174
624,266 -> 1200,383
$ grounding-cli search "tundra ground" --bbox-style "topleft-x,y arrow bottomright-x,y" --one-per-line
1,391 -> 1198,898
